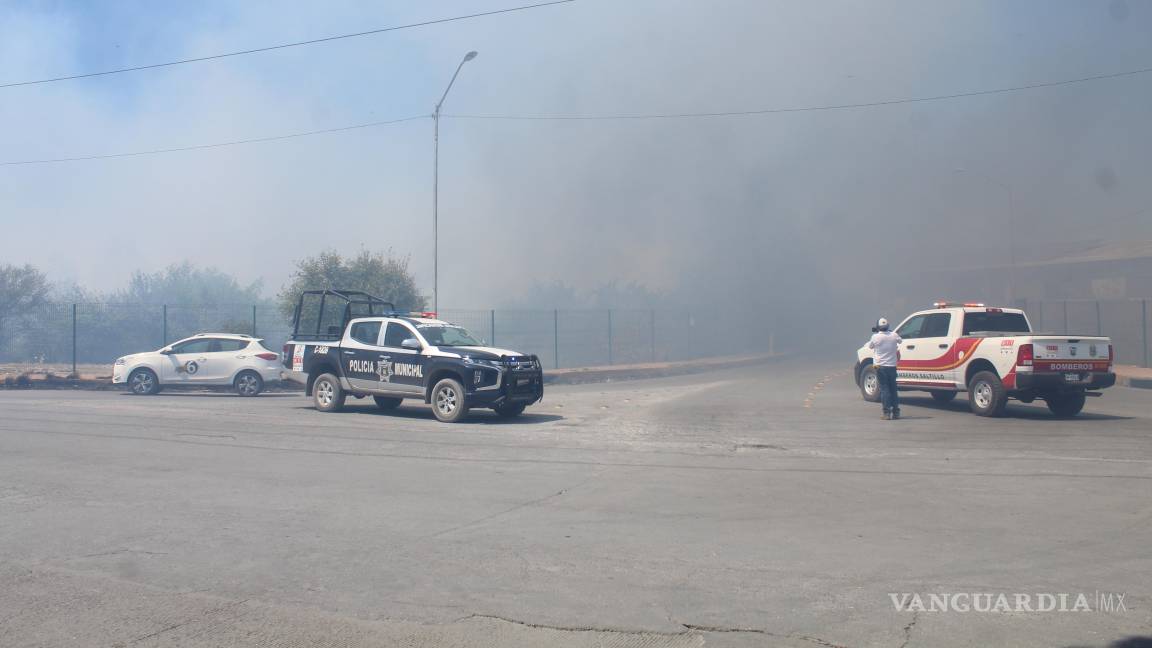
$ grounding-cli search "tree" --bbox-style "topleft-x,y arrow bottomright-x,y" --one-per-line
277,250 -> 425,320
0,264 -> 50,350
118,262 -> 264,305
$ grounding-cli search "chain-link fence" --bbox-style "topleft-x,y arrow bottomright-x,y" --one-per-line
0,304 -> 752,373
1021,299 -> 1150,367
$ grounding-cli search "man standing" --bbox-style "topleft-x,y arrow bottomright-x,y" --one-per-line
869,318 -> 902,420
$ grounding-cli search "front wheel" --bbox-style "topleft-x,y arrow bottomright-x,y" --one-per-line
431,378 -> 468,423
859,365 -> 880,402
968,371 -> 1008,417
127,368 -> 160,395
235,371 -> 263,397
1046,391 -> 1086,418
493,403 -> 526,418
312,373 -> 346,412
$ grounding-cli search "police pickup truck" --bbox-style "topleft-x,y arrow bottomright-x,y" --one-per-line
855,303 -> 1115,417
282,290 -> 543,422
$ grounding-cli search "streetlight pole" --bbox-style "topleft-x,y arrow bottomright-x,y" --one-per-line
432,50 -> 478,314
955,167 -> 1017,303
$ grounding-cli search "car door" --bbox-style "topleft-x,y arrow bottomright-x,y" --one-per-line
378,321 -> 426,395
198,338 -> 249,383
896,312 -> 958,388
341,320 -> 390,393
161,338 -> 214,383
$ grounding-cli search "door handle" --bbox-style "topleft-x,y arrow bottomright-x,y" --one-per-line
938,344 -> 949,349
343,350 -> 355,355
905,345 -> 915,350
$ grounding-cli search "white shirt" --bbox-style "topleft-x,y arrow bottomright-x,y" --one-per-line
868,331 -> 902,367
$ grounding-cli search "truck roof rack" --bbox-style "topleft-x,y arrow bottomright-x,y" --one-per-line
291,289 -> 398,341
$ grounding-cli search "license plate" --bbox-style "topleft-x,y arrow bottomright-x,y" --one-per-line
1063,373 -> 1081,382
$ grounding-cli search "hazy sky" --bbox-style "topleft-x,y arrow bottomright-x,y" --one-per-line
2,0 -> 1150,309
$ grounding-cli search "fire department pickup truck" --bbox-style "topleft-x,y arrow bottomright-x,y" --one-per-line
282,290 -> 543,422
854,303 -> 1115,417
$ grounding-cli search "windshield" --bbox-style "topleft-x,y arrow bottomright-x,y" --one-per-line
417,324 -> 483,347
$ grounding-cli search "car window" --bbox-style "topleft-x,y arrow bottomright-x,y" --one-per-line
172,339 -> 213,354
920,313 -> 952,338
962,311 -> 1031,335
215,339 -> 249,352
895,315 -> 926,339
349,321 -> 382,345
384,322 -> 419,348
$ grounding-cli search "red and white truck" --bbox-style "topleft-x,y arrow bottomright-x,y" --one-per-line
854,303 -> 1116,417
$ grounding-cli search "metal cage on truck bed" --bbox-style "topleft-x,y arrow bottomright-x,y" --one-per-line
291,290 -> 396,341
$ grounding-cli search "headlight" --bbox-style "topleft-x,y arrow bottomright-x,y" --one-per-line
115,358 -> 126,365
465,357 -> 500,368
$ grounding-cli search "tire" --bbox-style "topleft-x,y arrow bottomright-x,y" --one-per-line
968,371 -> 1008,417
431,377 -> 468,423
127,368 -> 160,395
373,396 -> 403,411
493,403 -> 526,418
859,365 -> 880,403
235,371 -> 263,397
930,390 -> 958,404
1046,391 -> 1086,418
312,373 -> 346,412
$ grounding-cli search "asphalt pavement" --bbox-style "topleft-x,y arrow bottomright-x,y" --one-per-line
1,359 -> 1150,647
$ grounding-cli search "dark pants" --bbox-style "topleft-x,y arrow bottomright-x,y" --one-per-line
877,365 -> 900,415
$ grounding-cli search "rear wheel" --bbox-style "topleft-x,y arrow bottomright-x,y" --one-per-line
235,371 -> 263,397
1046,391 -> 1086,418
968,371 -> 1008,417
493,403 -> 526,418
930,390 -> 957,404
431,378 -> 468,423
859,365 -> 880,402
312,373 -> 345,412
373,396 -> 403,411
128,368 -> 160,395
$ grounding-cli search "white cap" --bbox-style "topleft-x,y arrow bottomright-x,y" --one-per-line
877,317 -> 889,328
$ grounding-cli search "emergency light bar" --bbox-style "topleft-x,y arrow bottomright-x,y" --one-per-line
933,302 -> 986,308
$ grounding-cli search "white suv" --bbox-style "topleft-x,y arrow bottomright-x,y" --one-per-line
112,334 -> 282,396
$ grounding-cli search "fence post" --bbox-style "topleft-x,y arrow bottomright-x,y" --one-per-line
489,309 -> 495,345
71,303 -> 77,376
162,304 -> 168,345
650,309 -> 656,362
553,309 -> 559,369
607,309 -> 613,365
252,305 -> 257,337
1143,299 -> 1149,368
1062,300 -> 1069,334
1095,300 -> 1101,336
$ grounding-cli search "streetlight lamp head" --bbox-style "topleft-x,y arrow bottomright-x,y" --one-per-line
464,51 -> 478,61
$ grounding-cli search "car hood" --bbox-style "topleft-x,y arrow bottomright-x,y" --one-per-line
448,346 -> 529,360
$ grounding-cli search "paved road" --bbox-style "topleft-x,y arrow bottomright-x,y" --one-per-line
1,359 -> 1150,647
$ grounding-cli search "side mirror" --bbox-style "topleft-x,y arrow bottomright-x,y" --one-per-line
401,338 -> 422,350
160,348 -> 174,355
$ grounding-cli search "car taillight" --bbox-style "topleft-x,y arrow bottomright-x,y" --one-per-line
256,352 -> 278,361
1016,343 -> 1033,367
1108,344 -> 1114,367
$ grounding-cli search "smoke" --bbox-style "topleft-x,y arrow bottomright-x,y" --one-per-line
2,0 -> 1152,349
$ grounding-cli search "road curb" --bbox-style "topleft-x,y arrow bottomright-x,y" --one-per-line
542,353 -> 785,385
2,353 -> 785,390
1114,365 -> 1152,390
